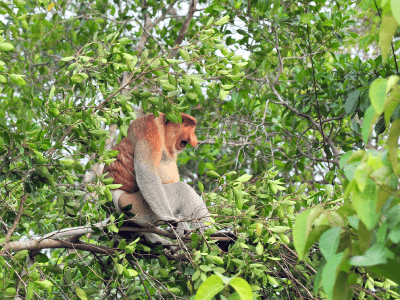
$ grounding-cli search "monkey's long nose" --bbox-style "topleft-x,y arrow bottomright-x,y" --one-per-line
189,134 -> 198,147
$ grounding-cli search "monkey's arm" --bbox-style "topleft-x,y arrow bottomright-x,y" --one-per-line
134,143 -> 178,222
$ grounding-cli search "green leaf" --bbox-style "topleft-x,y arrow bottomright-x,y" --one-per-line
5,288 -> 16,296
339,151 -> 353,168
386,75 -> 400,93
229,277 -> 252,300
195,275 -> 224,300
26,281 -> 34,300
392,0 -> 400,25
179,49 -> 190,60
9,74 -> 26,85
206,16 -> 214,26
344,89 -> 360,114
319,227 -> 341,261
332,272 -> 354,300
350,243 -> 393,266
313,260 -> 326,294
300,13 -> 313,24
353,162 -> 371,192
187,92 -> 198,100
351,181 -> 379,230
362,105 -> 379,145
34,279 -> 53,289
108,223 -> 119,233
370,258 -> 400,282
221,84 -> 235,90
125,269 -> 139,277
116,263 -> 124,275
168,287 -> 181,295
379,13 -> 398,61
214,15 -> 230,26
269,226 -> 290,233
75,287 -> 88,300
198,181 -> 204,193
0,42 -> 14,51
369,78 -> 388,114
322,251 -> 345,300
255,242 -> 264,255
293,205 -> 324,259
48,85 -> 55,100
61,56 -> 75,62
118,37 -> 132,45
60,159 -> 74,166
14,249 -> 29,261
271,0 -> 280,14
0,74 -> 6,83
235,174 -> 252,183
120,125 -> 128,137
48,108 -> 60,117
219,89 -> 229,100
161,82 -> 176,91
71,73 -> 88,83
233,187 -> 243,210
388,119 -> 400,175
106,184 -> 123,190
206,170 -> 220,178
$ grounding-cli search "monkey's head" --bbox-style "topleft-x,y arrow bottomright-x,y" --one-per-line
165,113 -> 198,155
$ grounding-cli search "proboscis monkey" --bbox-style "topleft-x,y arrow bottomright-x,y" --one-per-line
103,112 -> 211,244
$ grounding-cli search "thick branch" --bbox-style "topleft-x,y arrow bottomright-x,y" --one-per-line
2,239 -> 115,256
167,0 -> 199,59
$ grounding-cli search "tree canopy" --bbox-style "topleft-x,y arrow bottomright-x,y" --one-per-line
0,0 -> 400,299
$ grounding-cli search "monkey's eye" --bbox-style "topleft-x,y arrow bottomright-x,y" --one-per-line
180,140 -> 188,149
184,123 -> 189,127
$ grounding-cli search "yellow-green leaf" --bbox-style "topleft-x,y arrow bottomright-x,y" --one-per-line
75,287 -> 88,300
195,275 -> 224,300
369,78 -> 388,114
219,89 -> 229,100
362,105 -> 379,144
292,206 -> 324,259
379,13 -> 398,61
215,15 -> 230,26
0,43 -> 14,51
391,0 -> 400,26
388,119 -> 400,176
229,277 -> 253,300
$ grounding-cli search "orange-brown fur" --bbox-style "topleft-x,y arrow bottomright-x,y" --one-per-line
103,112 -> 197,193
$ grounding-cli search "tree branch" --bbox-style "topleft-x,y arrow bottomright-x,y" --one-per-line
4,193 -> 29,243
167,0 -> 199,59
267,81 -> 340,165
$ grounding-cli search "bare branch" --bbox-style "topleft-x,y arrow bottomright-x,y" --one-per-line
4,193 -> 29,243
167,0 -> 199,59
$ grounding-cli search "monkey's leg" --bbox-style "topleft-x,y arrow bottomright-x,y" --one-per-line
163,182 -> 212,233
115,190 -> 173,245
113,189 -> 183,243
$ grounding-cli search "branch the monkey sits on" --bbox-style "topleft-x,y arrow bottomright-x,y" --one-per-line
103,112 -> 211,244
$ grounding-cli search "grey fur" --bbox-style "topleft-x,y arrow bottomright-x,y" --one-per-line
116,181 -> 211,245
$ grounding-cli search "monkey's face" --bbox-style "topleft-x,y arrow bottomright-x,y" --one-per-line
175,123 -> 198,151
165,114 -> 198,155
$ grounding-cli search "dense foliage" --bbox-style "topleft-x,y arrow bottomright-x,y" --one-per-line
0,0 -> 399,299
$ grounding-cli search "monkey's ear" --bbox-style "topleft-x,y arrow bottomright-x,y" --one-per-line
181,113 -> 197,126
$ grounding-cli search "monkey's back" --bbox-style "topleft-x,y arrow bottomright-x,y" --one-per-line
103,137 -> 139,193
